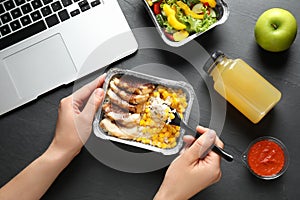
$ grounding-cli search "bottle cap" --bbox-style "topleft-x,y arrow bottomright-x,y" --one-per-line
203,50 -> 225,74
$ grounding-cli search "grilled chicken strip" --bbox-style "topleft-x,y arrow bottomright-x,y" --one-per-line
100,118 -> 139,139
107,89 -> 144,113
110,80 -> 149,104
102,102 -> 125,114
106,112 -> 141,128
102,103 -> 140,127
113,77 -> 155,95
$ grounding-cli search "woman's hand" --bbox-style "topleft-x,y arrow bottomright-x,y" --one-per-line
47,74 -> 106,159
154,126 -> 223,200
0,74 -> 106,200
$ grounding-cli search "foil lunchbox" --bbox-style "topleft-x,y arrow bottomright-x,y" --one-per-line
93,68 -> 195,155
143,0 -> 229,47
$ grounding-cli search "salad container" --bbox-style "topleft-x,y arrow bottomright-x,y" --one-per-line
143,0 -> 229,47
93,68 -> 195,155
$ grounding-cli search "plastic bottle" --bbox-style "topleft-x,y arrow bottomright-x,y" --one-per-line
203,50 -> 281,124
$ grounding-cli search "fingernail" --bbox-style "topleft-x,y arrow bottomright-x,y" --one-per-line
198,130 -> 216,159
206,129 -> 216,140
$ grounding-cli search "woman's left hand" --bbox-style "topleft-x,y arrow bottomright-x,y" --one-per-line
48,74 -> 106,159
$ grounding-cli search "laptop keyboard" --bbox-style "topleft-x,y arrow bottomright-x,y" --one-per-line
0,0 -> 102,50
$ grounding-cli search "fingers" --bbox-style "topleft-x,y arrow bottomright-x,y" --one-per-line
182,129 -> 216,164
215,136 -> 224,149
81,88 -> 104,122
73,74 -> 106,107
196,126 -> 209,134
197,126 -> 224,149
183,135 -> 196,146
195,125 -> 210,139
181,135 -> 196,154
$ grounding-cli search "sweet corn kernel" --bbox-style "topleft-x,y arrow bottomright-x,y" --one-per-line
158,137 -> 164,143
164,131 -> 171,137
157,142 -> 162,148
172,127 -> 177,133
152,134 -> 158,140
169,137 -> 176,144
179,113 -> 183,119
145,107 -> 150,113
145,139 -> 151,144
135,85 -> 187,149
146,112 -> 151,118
153,91 -> 160,97
170,142 -> 177,148
162,126 -> 167,132
170,113 -> 175,120
141,120 -> 146,126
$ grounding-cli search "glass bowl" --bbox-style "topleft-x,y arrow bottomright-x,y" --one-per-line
242,136 -> 289,180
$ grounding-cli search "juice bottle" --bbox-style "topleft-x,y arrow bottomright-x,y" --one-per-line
203,50 -> 281,123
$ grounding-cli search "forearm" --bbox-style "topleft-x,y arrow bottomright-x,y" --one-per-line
154,182 -> 190,200
154,188 -> 183,200
0,146 -> 75,200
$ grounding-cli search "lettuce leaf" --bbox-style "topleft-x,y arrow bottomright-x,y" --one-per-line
177,12 -> 217,33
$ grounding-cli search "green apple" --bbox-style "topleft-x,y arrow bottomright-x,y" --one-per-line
254,8 -> 297,52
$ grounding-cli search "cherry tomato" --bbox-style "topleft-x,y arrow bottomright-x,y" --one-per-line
203,2 -> 209,7
153,1 -> 162,15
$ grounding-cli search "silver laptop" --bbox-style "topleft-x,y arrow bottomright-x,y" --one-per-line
0,0 -> 138,115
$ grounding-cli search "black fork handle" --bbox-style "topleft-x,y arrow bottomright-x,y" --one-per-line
181,122 -> 233,162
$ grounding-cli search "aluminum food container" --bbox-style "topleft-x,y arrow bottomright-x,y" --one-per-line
143,0 -> 229,47
93,68 -> 195,155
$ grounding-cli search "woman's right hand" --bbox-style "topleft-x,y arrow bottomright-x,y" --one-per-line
154,126 -> 223,200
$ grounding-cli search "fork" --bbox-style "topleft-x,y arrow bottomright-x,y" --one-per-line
169,111 -> 233,162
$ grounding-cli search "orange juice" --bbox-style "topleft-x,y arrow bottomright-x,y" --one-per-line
204,51 -> 281,123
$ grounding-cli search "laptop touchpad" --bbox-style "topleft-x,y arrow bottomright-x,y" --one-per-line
4,34 -> 77,98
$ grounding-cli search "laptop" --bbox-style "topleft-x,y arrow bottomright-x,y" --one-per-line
0,0 -> 138,115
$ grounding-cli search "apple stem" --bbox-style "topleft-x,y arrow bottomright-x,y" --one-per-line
271,23 -> 278,30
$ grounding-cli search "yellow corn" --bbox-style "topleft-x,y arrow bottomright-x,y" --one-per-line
170,142 -> 177,148
170,113 -> 175,120
153,91 -> 160,97
137,85 -> 187,149
162,126 -> 167,132
165,131 -> 171,137
161,143 -> 168,149
157,142 -> 162,148
145,107 -> 150,113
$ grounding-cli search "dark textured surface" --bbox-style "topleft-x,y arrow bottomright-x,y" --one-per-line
1,0 -> 300,199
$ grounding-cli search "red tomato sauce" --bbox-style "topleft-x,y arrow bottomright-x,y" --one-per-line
247,140 -> 285,177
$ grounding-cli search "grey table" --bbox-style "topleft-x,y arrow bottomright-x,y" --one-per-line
1,0 -> 300,199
